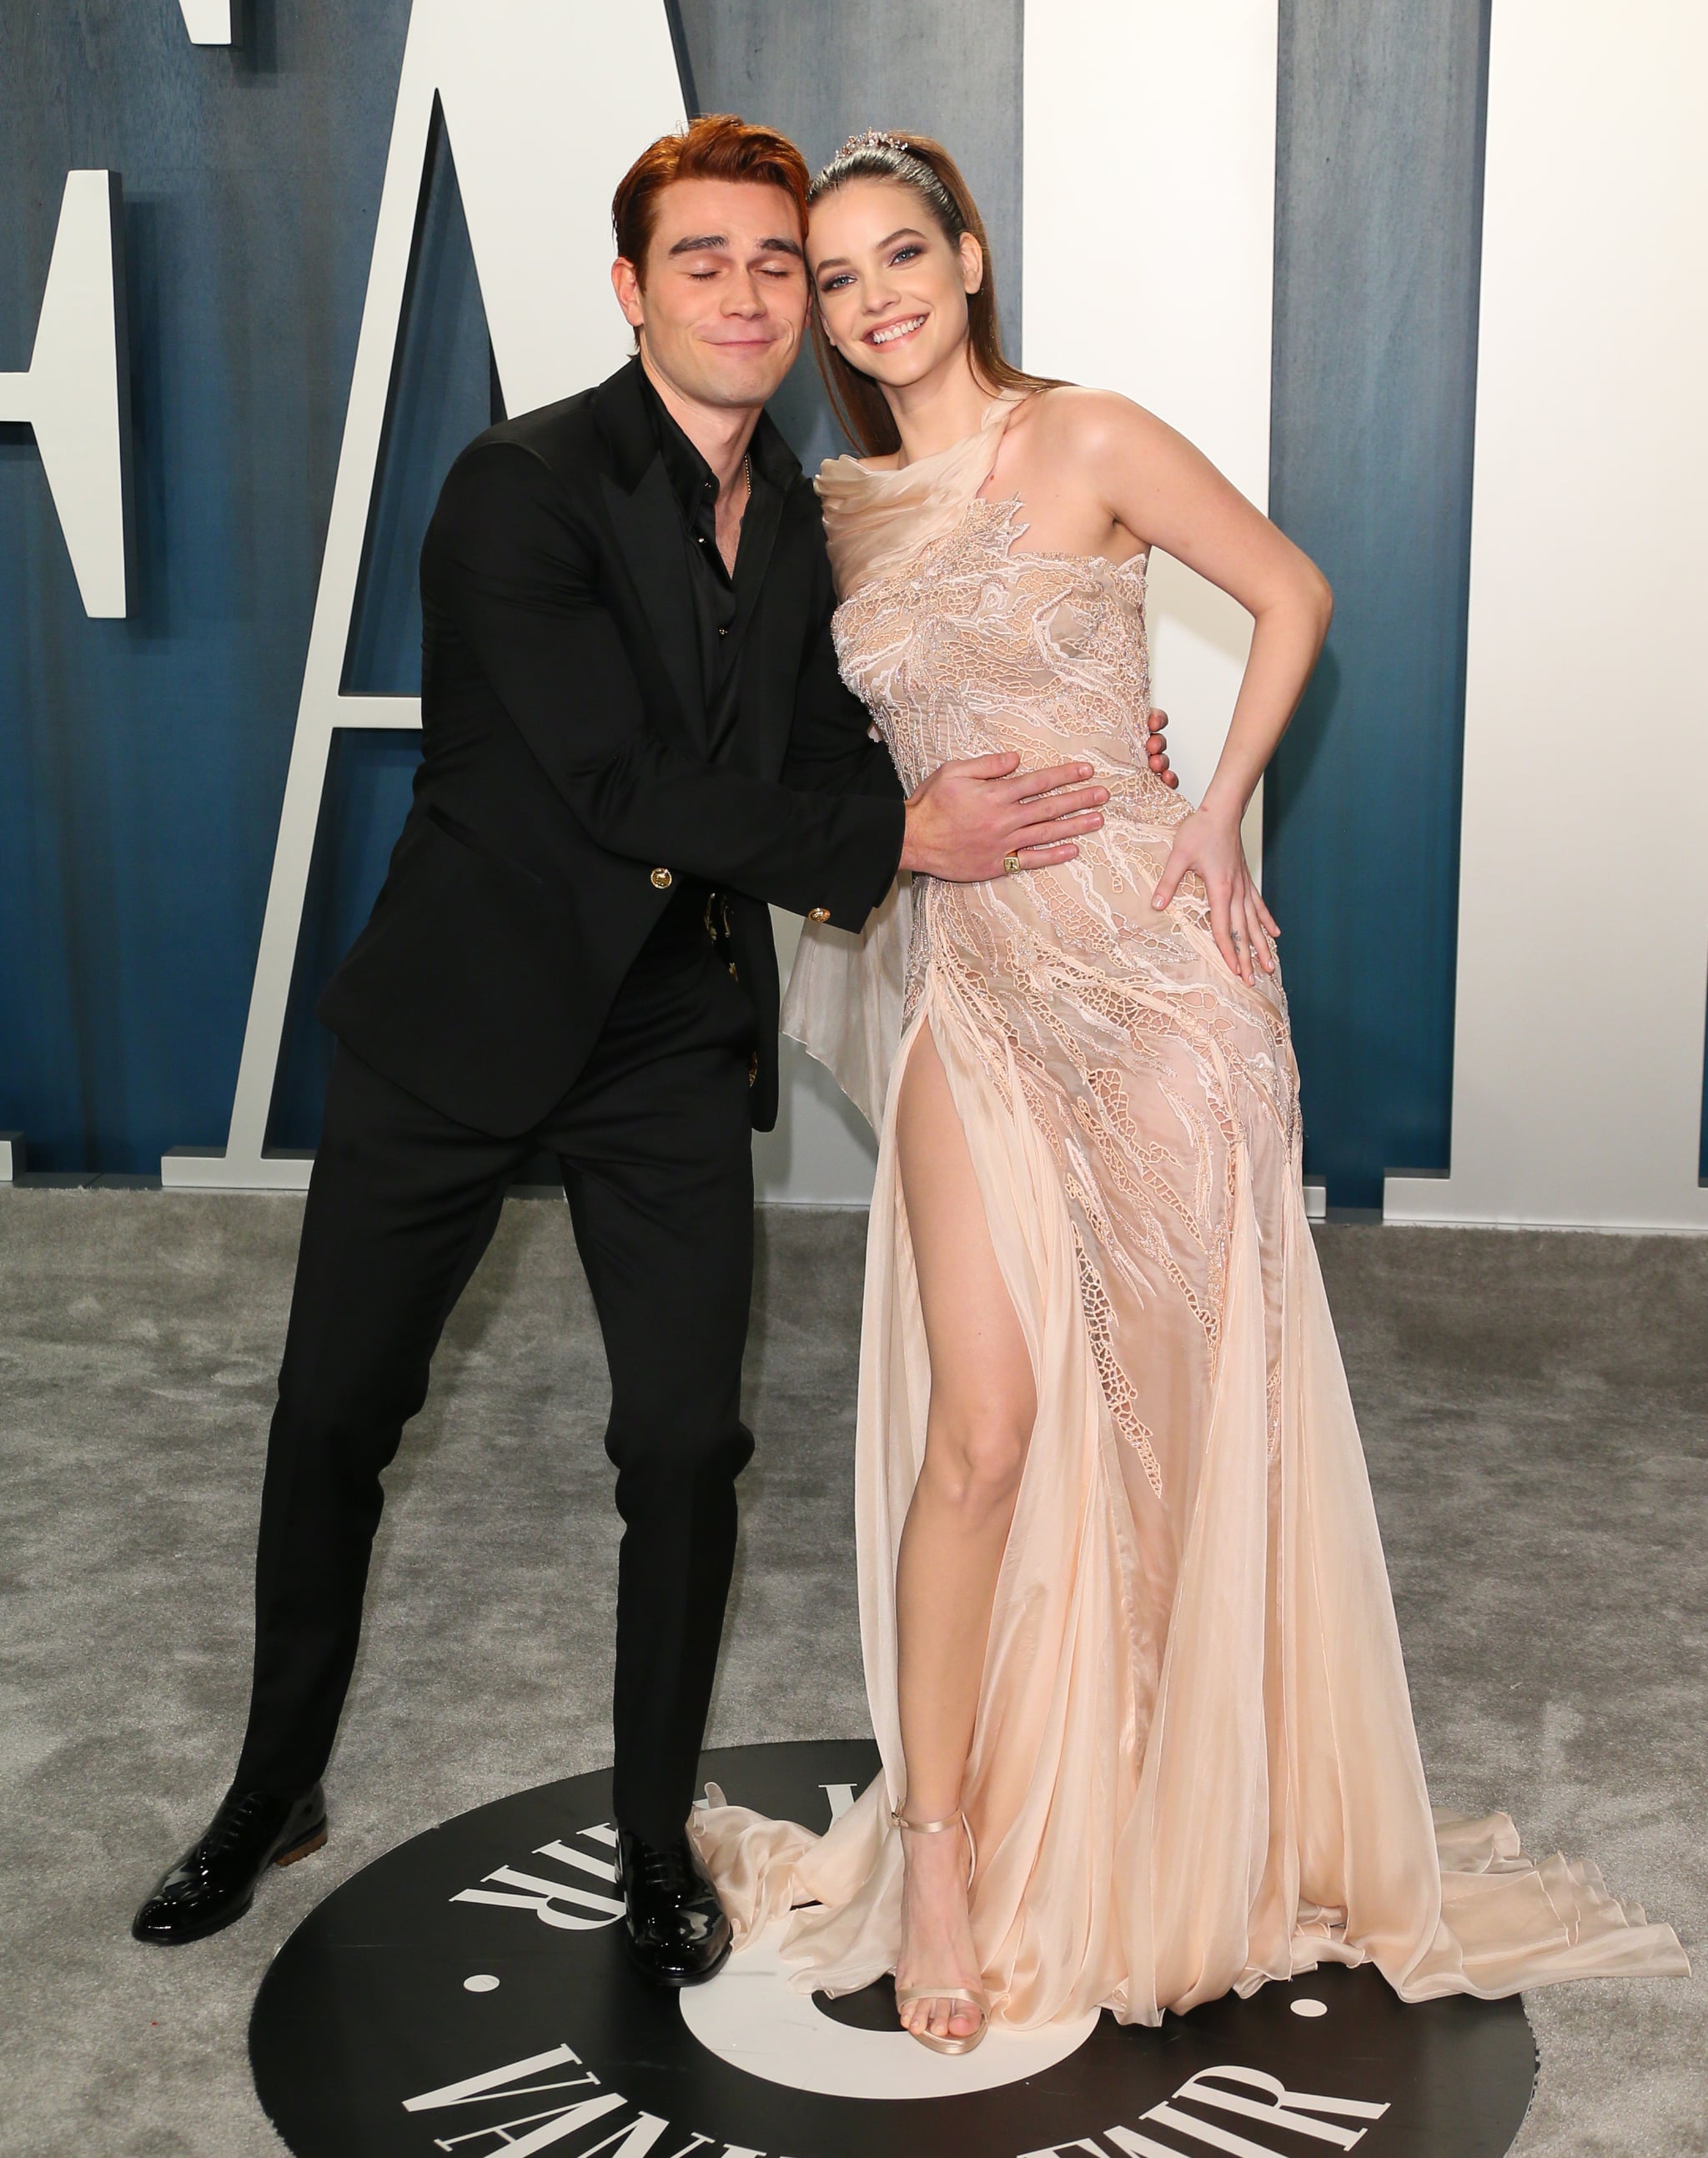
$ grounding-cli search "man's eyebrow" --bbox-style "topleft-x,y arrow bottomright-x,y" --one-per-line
666,233 -> 804,260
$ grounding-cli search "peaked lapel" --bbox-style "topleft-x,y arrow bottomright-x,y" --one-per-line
592,362 -> 706,752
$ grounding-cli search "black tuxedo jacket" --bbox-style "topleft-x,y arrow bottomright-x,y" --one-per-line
319,360 -> 906,1135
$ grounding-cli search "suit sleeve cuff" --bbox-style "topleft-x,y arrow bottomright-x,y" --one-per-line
816,797 -> 906,933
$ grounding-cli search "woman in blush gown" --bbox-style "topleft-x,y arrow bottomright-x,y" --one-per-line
692,130 -> 1687,2052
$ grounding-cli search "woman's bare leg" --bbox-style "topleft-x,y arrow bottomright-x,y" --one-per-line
892,1019 -> 1037,2041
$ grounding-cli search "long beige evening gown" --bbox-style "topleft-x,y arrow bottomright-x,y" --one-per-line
691,395 -> 1687,2029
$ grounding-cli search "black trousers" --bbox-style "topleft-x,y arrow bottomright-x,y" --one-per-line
233,899 -> 758,1843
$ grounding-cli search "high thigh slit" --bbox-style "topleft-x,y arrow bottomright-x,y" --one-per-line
890,1013 -> 1032,2043
893,1012 -> 1038,1451
690,395 -> 1687,2027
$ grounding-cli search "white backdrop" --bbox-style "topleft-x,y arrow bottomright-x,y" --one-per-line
1386,0 -> 1708,1231
1023,0 -> 1276,873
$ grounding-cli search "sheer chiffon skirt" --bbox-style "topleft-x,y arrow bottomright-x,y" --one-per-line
692,942 -> 1687,2029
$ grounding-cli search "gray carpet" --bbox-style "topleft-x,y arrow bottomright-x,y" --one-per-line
0,1191 -> 1700,2156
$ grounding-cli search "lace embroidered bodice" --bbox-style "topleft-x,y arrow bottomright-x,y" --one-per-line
832,478 -> 1300,1488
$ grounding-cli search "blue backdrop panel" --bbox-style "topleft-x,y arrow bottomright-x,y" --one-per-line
1,1 -> 417,1172
270,103 -> 491,1149
1265,0 -> 1491,1209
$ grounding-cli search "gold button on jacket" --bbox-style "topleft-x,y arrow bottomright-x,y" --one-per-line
807,906 -> 831,923
650,867 -> 672,890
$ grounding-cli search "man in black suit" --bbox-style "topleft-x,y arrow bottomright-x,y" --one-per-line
133,117 -> 1136,1981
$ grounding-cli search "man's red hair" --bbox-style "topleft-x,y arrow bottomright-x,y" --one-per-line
611,114 -> 810,274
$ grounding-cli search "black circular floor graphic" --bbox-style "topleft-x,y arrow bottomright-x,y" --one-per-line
251,1740 -> 1536,2158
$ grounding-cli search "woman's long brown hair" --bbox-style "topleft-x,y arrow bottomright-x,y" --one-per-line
806,131 -> 1061,458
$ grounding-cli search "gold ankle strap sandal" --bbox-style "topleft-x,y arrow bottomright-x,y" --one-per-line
890,1807 -> 990,2055
889,1804 -> 978,1882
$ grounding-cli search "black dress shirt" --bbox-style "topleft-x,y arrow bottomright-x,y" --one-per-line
640,370 -> 785,760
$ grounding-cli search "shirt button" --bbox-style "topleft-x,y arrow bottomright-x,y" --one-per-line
807,907 -> 831,923
651,867 -> 673,890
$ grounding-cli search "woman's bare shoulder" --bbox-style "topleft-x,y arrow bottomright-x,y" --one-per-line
1019,383 -> 1168,462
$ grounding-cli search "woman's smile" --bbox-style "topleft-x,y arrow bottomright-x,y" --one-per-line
866,313 -> 928,348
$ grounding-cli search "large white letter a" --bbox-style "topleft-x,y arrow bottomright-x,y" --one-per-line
163,0 -> 686,1186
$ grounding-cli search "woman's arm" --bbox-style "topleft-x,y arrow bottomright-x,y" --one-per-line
1043,390 -> 1333,983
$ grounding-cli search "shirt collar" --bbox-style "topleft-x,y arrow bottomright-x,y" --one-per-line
635,362 -> 794,521
638,366 -> 721,526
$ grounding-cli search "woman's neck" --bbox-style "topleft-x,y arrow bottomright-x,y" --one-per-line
881,349 -> 998,468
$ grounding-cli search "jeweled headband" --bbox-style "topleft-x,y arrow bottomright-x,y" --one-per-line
811,128 -> 940,204
834,128 -> 912,160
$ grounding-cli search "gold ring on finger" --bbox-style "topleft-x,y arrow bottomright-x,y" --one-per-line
1003,853 -> 1022,875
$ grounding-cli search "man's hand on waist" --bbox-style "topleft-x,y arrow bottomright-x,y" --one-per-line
898,753 -> 1108,883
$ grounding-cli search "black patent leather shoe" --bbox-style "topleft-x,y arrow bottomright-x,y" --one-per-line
131,1783 -> 327,1946
617,1827 -> 732,1987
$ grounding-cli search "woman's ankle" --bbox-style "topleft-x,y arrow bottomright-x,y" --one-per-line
892,1793 -> 963,1828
